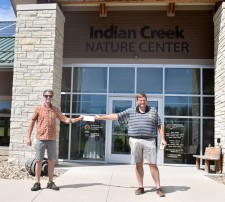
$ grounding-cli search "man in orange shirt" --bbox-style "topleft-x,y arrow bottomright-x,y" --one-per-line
27,89 -> 83,191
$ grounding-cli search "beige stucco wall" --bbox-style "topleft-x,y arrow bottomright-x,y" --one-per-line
8,3 -> 65,166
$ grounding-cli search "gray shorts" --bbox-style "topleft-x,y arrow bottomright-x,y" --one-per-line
35,140 -> 57,161
129,137 -> 157,164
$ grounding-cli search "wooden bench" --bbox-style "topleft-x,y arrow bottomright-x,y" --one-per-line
193,146 -> 222,173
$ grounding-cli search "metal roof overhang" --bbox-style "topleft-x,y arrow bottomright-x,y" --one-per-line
0,38 -> 15,65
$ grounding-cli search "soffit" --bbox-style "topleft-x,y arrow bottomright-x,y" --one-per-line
59,0 -> 223,6
11,0 -> 224,7
10,0 -> 224,13
59,0 -> 222,4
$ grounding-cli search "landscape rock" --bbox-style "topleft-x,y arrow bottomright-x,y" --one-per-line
0,155 -> 65,180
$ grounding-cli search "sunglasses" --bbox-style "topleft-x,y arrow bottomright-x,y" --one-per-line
44,95 -> 53,98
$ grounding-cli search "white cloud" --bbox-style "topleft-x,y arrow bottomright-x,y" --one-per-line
0,7 -> 16,21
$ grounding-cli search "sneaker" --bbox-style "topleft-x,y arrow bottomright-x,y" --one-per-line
47,182 -> 59,191
157,188 -> 165,197
135,187 -> 144,195
31,182 -> 41,191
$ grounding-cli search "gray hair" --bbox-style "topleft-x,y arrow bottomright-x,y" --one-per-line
43,89 -> 54,96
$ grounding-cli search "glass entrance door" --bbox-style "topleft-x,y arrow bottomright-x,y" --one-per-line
107,97 -> 163,164
107,98 -> 134,163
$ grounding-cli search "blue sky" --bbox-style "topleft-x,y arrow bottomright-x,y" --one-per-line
0,0 -> 16,21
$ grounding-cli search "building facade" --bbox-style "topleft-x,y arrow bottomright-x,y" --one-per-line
3,0 -> 224,171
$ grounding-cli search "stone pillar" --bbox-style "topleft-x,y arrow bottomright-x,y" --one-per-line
214,2 -> 225,173
9,3 -> 65,166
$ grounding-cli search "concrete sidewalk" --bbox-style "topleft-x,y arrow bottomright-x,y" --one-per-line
0,163 -> 225,202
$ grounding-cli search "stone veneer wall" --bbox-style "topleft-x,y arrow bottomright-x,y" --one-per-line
214,2 -> 225,173
8,3 -> 65,166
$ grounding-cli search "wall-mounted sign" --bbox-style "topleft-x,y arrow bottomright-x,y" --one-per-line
164,123 -> 185,163
64,10 -> 213,59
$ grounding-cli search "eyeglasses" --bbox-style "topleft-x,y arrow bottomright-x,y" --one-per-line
44,95 -> 53,98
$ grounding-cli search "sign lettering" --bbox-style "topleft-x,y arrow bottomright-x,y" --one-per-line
87,25 -> 189,53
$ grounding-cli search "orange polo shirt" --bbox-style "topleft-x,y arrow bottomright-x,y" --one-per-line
31,103 -> 67,140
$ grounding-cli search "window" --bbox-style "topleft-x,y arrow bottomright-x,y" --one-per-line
203,119 -> 214,149
0,101 -> 11,114
73,67 -> 107,93
203,97 -> 214,117
72,94 -> 106,114
61,94 -> 71,114
109,67 -> 135,93
165,68 -> 200,94
0,117 -> 10,146
165,96 -> 200,116
61,67 -> 71,92
203,69 -> 214,95
137,68 -> 163,94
